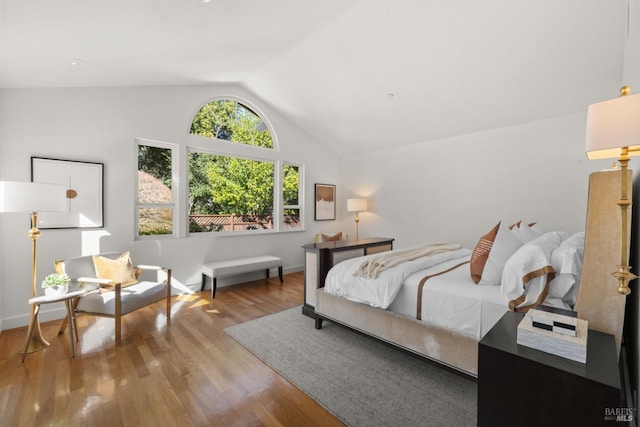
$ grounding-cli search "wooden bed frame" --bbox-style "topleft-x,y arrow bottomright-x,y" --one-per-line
313,170 -> 632,378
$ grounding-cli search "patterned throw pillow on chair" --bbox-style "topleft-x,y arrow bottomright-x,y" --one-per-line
92,251 -> 138,292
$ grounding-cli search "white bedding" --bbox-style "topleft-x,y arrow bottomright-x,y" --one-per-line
323,231 -> 584,343
324,247 -> 472,309
324,247 -> 509,339
388,256 -> 508,339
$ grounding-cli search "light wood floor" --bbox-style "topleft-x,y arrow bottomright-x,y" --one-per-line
0,272 -> 345,427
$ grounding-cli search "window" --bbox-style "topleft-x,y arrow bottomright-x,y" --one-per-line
135,97 -> 303,238
188,151 -> 275,232
190,99 -> 273,148
282,163 -> 301,229
136,142 -> 175,236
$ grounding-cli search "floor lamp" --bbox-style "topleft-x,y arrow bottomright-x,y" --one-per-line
0,181 -> 67,353
347,198 -> 367,241
585,86 -> 640,296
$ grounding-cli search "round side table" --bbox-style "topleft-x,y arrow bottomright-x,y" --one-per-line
22,289 -> 86,362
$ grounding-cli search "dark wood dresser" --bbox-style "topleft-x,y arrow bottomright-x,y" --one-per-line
301,237 -> 394,319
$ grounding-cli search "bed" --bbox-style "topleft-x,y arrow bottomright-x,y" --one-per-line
313,170 -> 632,377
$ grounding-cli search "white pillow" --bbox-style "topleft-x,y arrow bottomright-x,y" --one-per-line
500,231 -> 568,310
548,231 -> 585,305
511,221 -> 543,244
478,223 -> 523,285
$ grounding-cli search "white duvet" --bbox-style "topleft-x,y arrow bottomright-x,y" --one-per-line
324,247 -> 472,309
388,257 -> 508,339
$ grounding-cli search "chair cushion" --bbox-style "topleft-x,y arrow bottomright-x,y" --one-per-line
76,281 -> 167,315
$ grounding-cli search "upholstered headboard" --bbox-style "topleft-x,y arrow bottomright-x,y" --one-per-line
575,169 -> 632,353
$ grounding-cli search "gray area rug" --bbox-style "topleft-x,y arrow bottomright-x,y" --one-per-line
225,307 -> 477,426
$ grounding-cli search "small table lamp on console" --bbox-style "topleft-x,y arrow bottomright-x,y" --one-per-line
347,198 -> 367,241
0,181 -> 67,353
585,86 -> 640,295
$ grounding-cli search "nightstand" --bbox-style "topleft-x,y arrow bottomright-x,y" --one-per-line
478,311 -> 621,427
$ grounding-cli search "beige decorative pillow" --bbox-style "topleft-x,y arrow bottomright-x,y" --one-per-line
321,232 -> 342,242
470,222 -> 500,284
93,251 -> 138,292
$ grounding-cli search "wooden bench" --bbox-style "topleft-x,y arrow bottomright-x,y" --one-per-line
200,255 -> 283,298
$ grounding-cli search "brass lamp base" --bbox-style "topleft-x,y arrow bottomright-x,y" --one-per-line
19,212 -> 51,358
354,214 -> 360,241
20,304 -> 50,356
612,265 -> 636,296
21,330 -> 51,354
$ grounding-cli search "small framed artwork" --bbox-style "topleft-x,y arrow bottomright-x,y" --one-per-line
31,157 -> 104,228
315,183 -> 336,221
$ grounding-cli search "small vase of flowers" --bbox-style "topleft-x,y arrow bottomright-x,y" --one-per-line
42,273 -> 70,297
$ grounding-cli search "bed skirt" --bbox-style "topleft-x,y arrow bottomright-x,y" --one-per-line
315,289 -> 479,377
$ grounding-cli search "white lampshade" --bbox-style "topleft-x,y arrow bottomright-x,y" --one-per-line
0,181 -> 67,213
347,198 -> 367,212
585,92 -> 640,160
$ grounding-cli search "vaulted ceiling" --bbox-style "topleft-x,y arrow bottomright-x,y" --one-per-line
0,0 -> 629,154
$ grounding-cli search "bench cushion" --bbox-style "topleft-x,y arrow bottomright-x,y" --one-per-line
202,255 -> 282,278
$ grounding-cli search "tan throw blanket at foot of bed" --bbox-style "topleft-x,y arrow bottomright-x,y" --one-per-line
357,243 -> 462,279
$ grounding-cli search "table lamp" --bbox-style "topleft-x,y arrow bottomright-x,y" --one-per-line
585,86 -> 640,295
347,198 -> 367,240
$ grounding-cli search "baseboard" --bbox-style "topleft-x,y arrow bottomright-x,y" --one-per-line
2,305 -> 68,331
1,265 -> 305,332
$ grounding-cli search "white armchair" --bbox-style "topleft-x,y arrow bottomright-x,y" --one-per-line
55,252 -> 171,342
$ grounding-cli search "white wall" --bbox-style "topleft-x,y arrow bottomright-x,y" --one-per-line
338,113 -> 614,250
0,84 -> 343,329
0,89 -> 4,331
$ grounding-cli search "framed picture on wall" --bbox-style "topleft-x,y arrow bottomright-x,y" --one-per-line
31,157 -> 104,229
315,183 -> 336,221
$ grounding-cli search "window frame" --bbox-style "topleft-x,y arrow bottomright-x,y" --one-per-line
135,138 -> 179,239
189,97 -> 277,150
186,146 -> 278,236
134,97 -> 304,239
281,161 -> 304,231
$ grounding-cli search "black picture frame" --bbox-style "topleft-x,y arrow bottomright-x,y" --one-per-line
314,183 -> 336,221
31,156 -> 104,229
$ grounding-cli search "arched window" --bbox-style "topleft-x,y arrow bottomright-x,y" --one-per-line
136,98 -> 302,237
190,99 -> 273,148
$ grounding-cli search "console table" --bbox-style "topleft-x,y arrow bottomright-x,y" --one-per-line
302,237 -> 394,319
478,311 -> 621,426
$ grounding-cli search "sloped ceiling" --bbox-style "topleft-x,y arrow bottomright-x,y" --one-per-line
0,0 -> 629,154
